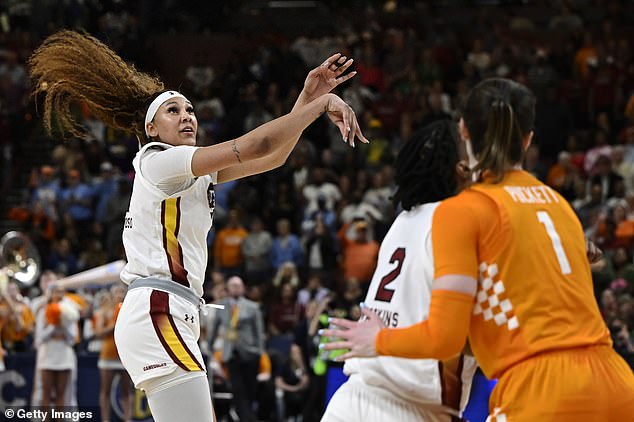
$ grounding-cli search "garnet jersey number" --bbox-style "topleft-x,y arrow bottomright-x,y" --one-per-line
375,247 -> 406,302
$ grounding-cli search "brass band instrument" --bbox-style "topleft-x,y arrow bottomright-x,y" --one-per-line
0,231 -> 41,292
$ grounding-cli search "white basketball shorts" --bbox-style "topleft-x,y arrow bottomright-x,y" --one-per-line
114,287 -> 206,388
321,375 -> 456,422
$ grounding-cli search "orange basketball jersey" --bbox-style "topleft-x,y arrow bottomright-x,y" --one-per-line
432,170 -> 611,379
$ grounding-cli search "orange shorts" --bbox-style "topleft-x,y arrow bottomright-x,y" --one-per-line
487,345 -> 634,422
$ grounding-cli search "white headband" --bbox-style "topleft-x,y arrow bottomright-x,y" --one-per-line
144,91 -> 188,136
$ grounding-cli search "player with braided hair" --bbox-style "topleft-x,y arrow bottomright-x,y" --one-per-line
322,120 -> 476,422
29,30 -> 367,422
391,120 -> 462,211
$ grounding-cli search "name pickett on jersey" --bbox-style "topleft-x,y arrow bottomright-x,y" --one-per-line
503,185 -> 559,204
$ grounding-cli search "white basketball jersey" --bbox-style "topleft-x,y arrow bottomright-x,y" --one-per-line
344,202 -> 476,411
120,142 -> 216,297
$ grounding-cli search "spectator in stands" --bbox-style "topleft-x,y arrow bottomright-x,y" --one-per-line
612,203 -> 634,249
608,247 -> 634,286
297,274 -> 330,307
329,278 -> 364,320
214,208 -> 248,277
272,262 -> 301,290
363,168 -> 393,218
8,201 -> 56,260
93,162 -> 118,231
574,31 -> 598,82
415,48 -> 442,87
525,144 -> 549,181
1,280 -> 35,353
549,3 -> 584,32
339,189 -> 382,227
302,167 -> 341,216
302,194 -> 337,237
591,154 -> 625,201
210,276 -> 265,422
304,216 -> 339,282
534,86 -> 573,163
610,318 -> 634,367
77,239 -> 107,272
589,60 -> 619,121
270,218 -> 304,272
273,343 -> 310,421
338,219 -> 379,289
467,38 -> 491,74
100,177 -> 132,261
268,282 -> 304,337
244,99 -> 274,133
47,238 -> 78,276
547,151 -> 582,200
30,165 -> 61,223
356,43 -> 385,93
527,49 -> 559,102
185,53 -> 215,97
612,146 -> 634,197
241,217 -> 273,286
585,130 -> 613,175
59,169 -> 95,242
364,119 -> 391,168
419,93 -> 452,128
267,183 -> 299,234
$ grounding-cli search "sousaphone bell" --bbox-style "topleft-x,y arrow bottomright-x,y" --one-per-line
0,231 -> 41,292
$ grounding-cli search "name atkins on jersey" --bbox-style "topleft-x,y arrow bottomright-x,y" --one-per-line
366,305 -> 399,327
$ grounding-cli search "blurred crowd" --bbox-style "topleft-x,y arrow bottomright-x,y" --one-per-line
1,0 -> 634,420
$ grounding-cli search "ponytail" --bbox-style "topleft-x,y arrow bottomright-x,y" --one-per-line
472,99 -> 524,182
29,30 -> 164,142
462,78 -> 536,183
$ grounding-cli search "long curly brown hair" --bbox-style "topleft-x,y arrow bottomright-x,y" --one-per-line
28,30 -> 164,142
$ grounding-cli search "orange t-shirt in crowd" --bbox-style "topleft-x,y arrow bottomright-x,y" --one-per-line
431,170 -> 610,379
342,242 -> 380,282
545,164 -> 566,190
574,46 -> 598,80
614,219 -> 634,248
213,227 -> 248,268
338,223 -> 380,283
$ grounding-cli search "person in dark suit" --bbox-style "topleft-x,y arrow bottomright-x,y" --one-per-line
590,154 -> 625,201
210,276 -> 265,422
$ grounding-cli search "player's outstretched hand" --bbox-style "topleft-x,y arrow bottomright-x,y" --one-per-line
320,305 -> 384,361
324,94 -> 369,148
302,53 -> 356,102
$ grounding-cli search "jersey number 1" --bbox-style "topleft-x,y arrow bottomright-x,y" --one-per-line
375,247 -> 405,302
537,211 -> 572,275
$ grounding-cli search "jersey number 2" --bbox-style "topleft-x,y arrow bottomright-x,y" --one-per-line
375,247 -> 405,302
537,211 -> 572,275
